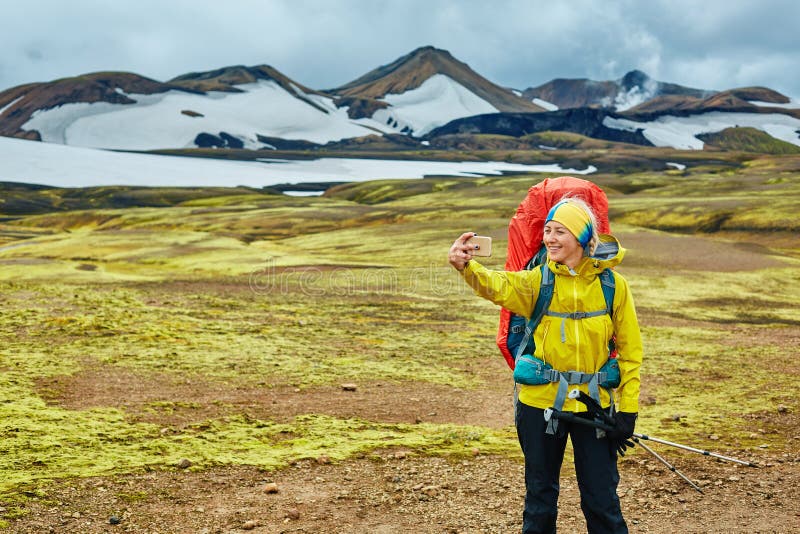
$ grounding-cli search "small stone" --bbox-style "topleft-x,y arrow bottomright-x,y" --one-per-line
72,512 -> 81,518
422,485 -> 438,497
671,414 -> 682,422
471,448 -> 480,456
729,476 -> 740,481
341,383 -> 358,391
242,520 -> 258,530
285,507 -> 300,520
176,458 -> 193,469
263,482 -> 279,494
708,434 -> 719,441
777,404 -> 789,413
394,450 -> 408,459
316,455 -> 331,465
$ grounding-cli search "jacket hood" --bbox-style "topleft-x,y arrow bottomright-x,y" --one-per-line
548,233 -> 625,276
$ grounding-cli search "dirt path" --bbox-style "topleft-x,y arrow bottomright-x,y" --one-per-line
8,448 -> 797,533
12,353 -> 800,533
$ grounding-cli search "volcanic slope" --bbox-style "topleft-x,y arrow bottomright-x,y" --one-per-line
522,69 -> 714,111
328,46 -> 545,136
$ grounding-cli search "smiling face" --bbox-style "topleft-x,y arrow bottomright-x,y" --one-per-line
543,220 -> 584,268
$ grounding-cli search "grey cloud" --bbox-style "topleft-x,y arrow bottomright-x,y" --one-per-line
1,0 -> 798,97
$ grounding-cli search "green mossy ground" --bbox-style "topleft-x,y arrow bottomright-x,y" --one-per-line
0,157 -> 798,524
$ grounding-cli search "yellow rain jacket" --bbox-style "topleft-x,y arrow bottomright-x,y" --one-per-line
461,235 -> 642,413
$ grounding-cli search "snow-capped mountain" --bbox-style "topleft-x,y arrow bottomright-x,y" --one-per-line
5,66 -> 398,150
328,46 -> 544,135
0,47 -> 799,152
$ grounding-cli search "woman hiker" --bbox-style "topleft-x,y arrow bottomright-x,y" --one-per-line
448,197 -> 643,534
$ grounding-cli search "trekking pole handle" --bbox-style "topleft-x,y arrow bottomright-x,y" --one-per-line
568,389 -> 615,425
544,407 -> 615,432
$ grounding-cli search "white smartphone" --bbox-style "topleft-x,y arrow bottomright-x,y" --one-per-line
465,235 -> 492,257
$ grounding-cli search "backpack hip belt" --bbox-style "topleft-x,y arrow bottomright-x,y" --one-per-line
544,366 -> 610,436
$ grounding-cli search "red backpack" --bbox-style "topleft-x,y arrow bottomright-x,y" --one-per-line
496,176 -> 612,369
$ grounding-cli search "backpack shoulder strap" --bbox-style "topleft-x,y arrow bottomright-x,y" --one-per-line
513,264 -> 554,362
599,268 -> 617,357
598,268 -> 615,317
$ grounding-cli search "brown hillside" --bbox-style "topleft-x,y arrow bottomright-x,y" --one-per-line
625,94 -> 704,114
626,88 -> 800,120
698,89 -> 800,119
330,46 -> 544,115
522,78 -> 618,109
725,86 -> 790,103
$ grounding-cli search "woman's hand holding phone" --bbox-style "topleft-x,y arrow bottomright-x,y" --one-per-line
448,233 -> 492,271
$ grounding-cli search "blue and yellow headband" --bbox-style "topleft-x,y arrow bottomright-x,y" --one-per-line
545,200 -> 593,247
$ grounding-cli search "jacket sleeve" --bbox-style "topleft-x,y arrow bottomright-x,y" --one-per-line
611,272 -> 643,413
460,261 -> 540,318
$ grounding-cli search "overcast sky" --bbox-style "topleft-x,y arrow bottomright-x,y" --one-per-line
3,0 -> 798,97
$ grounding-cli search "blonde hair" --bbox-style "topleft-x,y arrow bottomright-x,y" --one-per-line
557,195 -> 600,256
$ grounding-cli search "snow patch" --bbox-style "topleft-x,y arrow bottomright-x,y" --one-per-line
512,89 -> 522,97
0,136 -> 596,189
375,74 -> 498,136
603,112 -> 800,150
0,96 -> 25,116
666,162 -> 686,170
532,98 -> 558,111
21,81 -> 396,149
748,99 -> 800,109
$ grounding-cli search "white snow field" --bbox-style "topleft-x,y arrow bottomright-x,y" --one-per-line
0,137 -> 596,189
603,111 -> 800,149
372,74 -> 498,136
21,74 -> 503,150
532,98 -> 558,111
22,81 -> 398,150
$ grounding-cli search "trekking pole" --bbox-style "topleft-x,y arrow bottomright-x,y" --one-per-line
567,389 -> 758,468
632,434 -> 757,467
544,406 -> 705,493
544,410 -> 703,493
632,437 -> 704,493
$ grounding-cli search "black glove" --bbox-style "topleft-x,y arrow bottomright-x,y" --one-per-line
607,411 -> 637,457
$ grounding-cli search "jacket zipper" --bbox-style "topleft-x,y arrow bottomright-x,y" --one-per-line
573,275 -> 579,371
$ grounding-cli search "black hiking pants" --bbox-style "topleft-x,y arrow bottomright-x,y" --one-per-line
515,401 -> 628,534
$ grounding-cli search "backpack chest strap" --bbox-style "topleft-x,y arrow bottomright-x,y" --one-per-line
545,309 -> 608,342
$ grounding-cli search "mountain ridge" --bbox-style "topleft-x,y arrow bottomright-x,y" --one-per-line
523,69 -> 714,111
0,46 -> 797,151
329,46 -> 544,114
